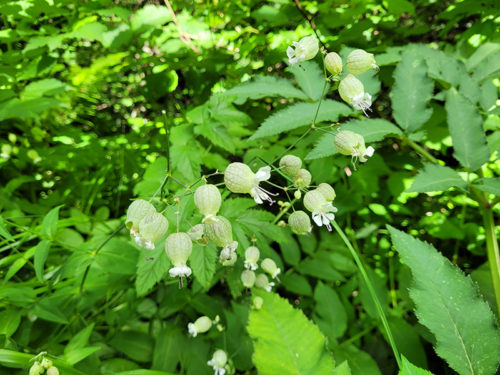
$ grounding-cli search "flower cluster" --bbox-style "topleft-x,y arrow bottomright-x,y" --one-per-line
29,358 -> 59,375
126,199 -> 168,250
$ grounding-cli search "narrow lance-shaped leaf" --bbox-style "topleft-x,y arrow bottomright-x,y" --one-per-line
388,226 -> 500,375
445,88 -> 490,171
407,164 -> 467,193
41,205 -> 62,240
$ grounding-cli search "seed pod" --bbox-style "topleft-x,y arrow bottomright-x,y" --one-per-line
255,273 -> 274,292
188,224 -> 205,244
165,232 -> 192,278
188,316 -> 212,337
46,367 -> 60,375
279,155 -> 302,177
244,246 -> 260,270
347,49 -> 377,75
317,183 -> 336,201
204,216 -> 233,247
293,169 -> 312,189
194,184 -> 221,223
126,199 -> 156,232
304,189 -> 327,213
29,362 -> 43,375
325,52 -> 343,75
207,350 -> 228,373
224,162 -> 255,194
261,258 -> 281,279
288,210 -> 311,235
138,212 -> 168,249
287,35 -> 319,66
241,270 -> 256,288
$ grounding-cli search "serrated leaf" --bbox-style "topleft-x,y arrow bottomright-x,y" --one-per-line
250,100 -> 351,140
407,164 -> 467,193
421,47 -> 466,86
291,61 -> 328,101
247,291 -> 335,375
333,345 -> 381,375
130,5 -> 172,33
135,248 -> 170,297
466,43 -> 500,72
313,281 -> 347,339
306,119 -> 401,160
392,47 -> 433,133
472,50 -> 500,83
222,76 -> 308,104
388,226 -> 500,375
399,356 -> 434,375
445,89 -> 490,171
194,121 -> 236,153
472,177 -> 500,196
33,239 -> 51,282
190,243 -> 216,289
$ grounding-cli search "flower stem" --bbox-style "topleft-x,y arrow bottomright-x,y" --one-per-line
272,198 -> 298,224
331,220 -> 402,369
482,202 -> 500,317
401,137 -> 439,164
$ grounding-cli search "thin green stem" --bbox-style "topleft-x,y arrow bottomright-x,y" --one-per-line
401,137 -> 439,164
332,220 -> 402,369
482,204 -> 500,317
272,198 -> 298,224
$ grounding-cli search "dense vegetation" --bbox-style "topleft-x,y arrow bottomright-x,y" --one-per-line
0,1 -> 499,374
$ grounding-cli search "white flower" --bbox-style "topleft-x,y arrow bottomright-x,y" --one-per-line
207,350 -> 227,375
224,163 -> 277,205
304,190 -> 338,231
250,166 -> 276,205
352,92 -> 373,117
287,36 -> 319,67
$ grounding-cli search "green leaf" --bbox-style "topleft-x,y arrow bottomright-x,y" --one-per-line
190,243 -> 217,289
152,325 -> 183,372
130,5 -> 172,33
0,349 -> 86,374
421,47 -> 466,86
388,226 -> 500,375
135,247 -> 170,297
113,371 -> 178,375
65,324 -> 94,353
110,331 -> 154,363
445,88 -> 490,171
472,50 -> 500,83
0,216 -> 13,241
466,43 -> 500,72
333,345 -> 381,375
33,239 -> 51,282
472,177 -> 500,196
33,299 -> 69,324
407,164 -> 467,193
133,157 -> 168,197
247,291 -> 335,375
222,76 -> 308,104
306,119 -> 401,160
281,273 -> 313,296
399,356 -> 434,375
64,347 -> 101,366
391,47 -> 433,133
313,281 -> 347,339
291,61 -> 328,101
23,78 -> 68,100
250,100 -> 351,140
333,361 -> 351,375
41,205 -> 61,240
0,309 -> 20,337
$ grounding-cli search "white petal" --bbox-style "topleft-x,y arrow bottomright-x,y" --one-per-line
312,211 -> 323,227
324,213 -> 335,222
289,57 -> 298,66
251,187 -> 264,204
365,146 -> 375,157
287,46 -> 296,59
188,323 -> 197,337
255,166 -> 271,182
292,41 -> 299,47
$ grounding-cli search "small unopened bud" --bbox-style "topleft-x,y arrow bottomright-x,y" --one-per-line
294,190 -> 302,199
334,130 -> 374,163
261,258 -> 281,279
293,169 -> 312,189
208,350 -> 228,374
204,216 -> 233,248
252,296 -> 264,310
325,52 -> 343,75
279,155 -> 302,177
41,358 -> 53,369
241,270 -> 256,288
277,220 -> 286,227
244,246 -> 260,270
288,210 -> 312,235
255,274 -> 275,292
138,212 -> 168,249
194,184 -> 222,223
29,362 -> 43,375
126,199 -> 156,232
338,74 -> 372,115
188,316 -> 212,337
316,183 -> 336,201
287,36 -> 319,67
165,232 -> 193,278
46,367 -> 59,375
346,49 -> 378,75
188,224 -> 205,244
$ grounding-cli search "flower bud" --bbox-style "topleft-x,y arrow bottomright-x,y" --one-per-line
244,246 -> 260,270
204,216 -> 233,247
255,273 -> 275,292
188,224 -> 205,244
165,232 -> 192,278
47,367 -> 59,375
194,184 -> 221,223
224,162 -> 255,194
293,169 -> 311,189
338,74 -> 372,115
188,316 -> 212,337
252,296 -> 264,310
304,189 -> 327,213
126,199 -> 156,232
316,183 -> 336,201
294,190 -> 302,199
208,350 -> 228,373
29,362 -> 43,375
220,243 -> 238,266
241,270 -> 256,288
41,358 -> 53,369
334,130 -> 374,163
261,258 -> 281,279
279,155 -> 302,177
287,36 -> 319,66
325,52 -> 343,75
346,49 -> 377,75
138,212 -> 168,249
288,210 -> 311,235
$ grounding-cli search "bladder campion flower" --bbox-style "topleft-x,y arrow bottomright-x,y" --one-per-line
279,154 -> 302,177
241,270 -> 256,288
207,349 -> 228,375
224,162 -> 276,205
338,74 -> 372,116
334,130 -> 374,165
316,183 -> 336,201
303,189 -> 338,231
325,52 -> 343,76
255,273 -> 275,292
346,49 -> 378,75
293,168 -> 312,189
261,258 -> 281,279
138,212 -> 168,249
165,232 -> 193,278
194,184 -> 221,224
244,246 -> 260,270
287,35 -> 319,67
288,210 -> 312,235
188,316 -> 212,337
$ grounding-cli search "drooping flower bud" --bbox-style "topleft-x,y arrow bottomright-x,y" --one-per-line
252,296 -> 264,310
279,155 -> 302,177
138,212 -> 168,249
287,36 -> 319,67
255,273 -> 275,292
188,316 -> 212,337
224,163 -> 276,205
346,49 -> 378,75
304,189 -> 338,231
261,258 -> 281,279
334,130 -> 374,163
294,190 -> 302,199
46,367 -> 59,375
194,184 -> 222,223
288,210 -> 312,235
244,246 -> 260,270
207,350 -> 228,375
338,74 -> 372,116
204,216 -> 233,248
293,169 -> 312,189
241,270 -> 256,288
316,183 -> 336,201
325,52 -> 343,76
29,362 -> 43,375
126,199 -> 156,233
165,232 -> 192,278
220,246 -> 237,266
41,358 -> 53,369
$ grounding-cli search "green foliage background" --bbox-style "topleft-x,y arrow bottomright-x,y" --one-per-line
0,1 -> 499,375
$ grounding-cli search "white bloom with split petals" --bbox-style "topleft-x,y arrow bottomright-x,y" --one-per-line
303,189 -> 338,231
287,36 -> 319,67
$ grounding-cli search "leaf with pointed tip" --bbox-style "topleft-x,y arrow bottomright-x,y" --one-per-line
407,164 -> 467,193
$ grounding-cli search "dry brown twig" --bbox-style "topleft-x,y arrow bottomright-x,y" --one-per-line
163,0 -> 201,54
